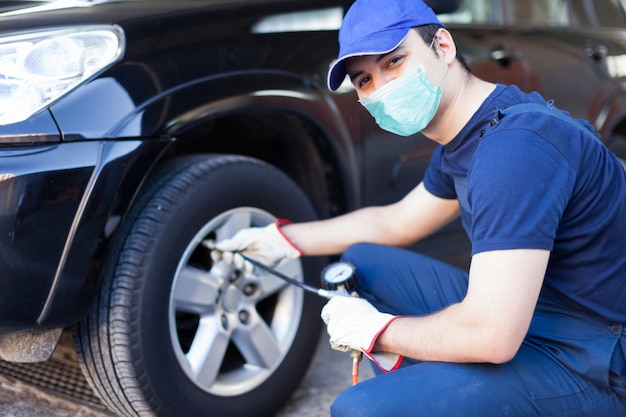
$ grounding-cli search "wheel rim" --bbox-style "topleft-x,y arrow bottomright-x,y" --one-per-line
168,208 -> 304,396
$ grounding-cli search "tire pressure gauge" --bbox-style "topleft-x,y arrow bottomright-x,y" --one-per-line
321,261 -> 362,386
321,262 -> 358,291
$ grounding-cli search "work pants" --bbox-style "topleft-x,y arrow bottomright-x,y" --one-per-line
330,243 -> 626,417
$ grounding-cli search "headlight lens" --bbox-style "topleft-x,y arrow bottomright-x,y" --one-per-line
0,25 -> 125,126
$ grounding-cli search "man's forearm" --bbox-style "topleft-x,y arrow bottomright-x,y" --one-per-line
282,183 -> 461,256
374,249 -> 548,364
282,206 -> 395,256
374,303 -> 521,364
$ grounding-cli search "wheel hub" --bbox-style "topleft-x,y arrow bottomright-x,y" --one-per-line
222,284 -> 243,313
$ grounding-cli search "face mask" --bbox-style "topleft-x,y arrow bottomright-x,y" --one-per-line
359,64 -> 443,136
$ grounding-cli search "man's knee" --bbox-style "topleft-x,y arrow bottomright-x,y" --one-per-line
330,383 -> 379,417
341,242 -> 378,264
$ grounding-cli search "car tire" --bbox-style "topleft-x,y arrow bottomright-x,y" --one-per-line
73,154 -> 325,417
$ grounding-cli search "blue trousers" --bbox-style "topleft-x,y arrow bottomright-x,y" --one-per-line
331,243 -> 626,417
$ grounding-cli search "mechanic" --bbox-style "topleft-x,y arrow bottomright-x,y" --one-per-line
213,0 -> 626,415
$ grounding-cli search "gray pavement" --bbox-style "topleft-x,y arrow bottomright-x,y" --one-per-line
0,331 -> 374,417
277,331 -> 375,417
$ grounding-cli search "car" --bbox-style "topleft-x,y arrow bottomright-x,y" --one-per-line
441,0 -> 626,153
1,0 -> 625,416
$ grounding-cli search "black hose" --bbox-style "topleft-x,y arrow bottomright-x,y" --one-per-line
239,254 -> 331,298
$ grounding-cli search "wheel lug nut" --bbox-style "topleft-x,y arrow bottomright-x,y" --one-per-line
243,284 -> 258,296
239,310 -> 250,324
221,314 -> 229,330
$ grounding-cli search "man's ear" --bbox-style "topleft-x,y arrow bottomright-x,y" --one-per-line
433,28 -> 457,65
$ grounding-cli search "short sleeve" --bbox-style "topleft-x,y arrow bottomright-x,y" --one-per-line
424,146 -> 457,199
468,129 -> 576,255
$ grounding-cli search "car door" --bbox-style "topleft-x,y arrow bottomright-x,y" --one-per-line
443,0 -> 532,91
574,0 -> 626,146
508,0 -> 615,127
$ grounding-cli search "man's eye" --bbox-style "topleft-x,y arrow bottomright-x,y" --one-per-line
358,76 -> 371,89
387,56 -> 403,67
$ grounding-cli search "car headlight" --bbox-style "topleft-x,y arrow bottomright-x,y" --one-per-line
0,25 -> 125,126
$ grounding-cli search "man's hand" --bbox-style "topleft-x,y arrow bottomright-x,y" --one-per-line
321,296 -> 402,372
212,219 -> 301,271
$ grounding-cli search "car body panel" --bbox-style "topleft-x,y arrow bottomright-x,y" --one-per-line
0,138 -> 171,330
36,138 -> 172,326
0,142 -> 100,328
0,110 -> 61,143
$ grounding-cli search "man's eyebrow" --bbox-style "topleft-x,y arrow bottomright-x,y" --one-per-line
349,69 -> 365,81
348,48 -> 401,80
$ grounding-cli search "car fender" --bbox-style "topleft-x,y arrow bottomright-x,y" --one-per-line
38,72 -> 362,327
52,70 -> 361,206
34,138 -> 172,327
111,70 -> 362,213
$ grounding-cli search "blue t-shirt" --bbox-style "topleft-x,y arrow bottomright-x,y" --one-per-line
424,84 -> 626,323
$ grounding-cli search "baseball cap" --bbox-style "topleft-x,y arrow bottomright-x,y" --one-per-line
327,0 -> 444,91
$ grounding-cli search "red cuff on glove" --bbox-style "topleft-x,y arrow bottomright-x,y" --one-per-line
363,315 -> 404,372
275,219 -> 303,256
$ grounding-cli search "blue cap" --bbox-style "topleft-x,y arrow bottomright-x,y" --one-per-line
327,0 -> 443,91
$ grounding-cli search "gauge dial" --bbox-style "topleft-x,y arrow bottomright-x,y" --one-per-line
321,262 -> 357,290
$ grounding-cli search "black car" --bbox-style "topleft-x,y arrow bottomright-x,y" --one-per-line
1,1 -> 625,416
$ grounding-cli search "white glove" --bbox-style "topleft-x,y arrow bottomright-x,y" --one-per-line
213,219 -> 301,271
321,295 -> 403,372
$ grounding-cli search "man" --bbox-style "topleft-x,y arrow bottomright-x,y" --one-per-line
214,0 -> 626,415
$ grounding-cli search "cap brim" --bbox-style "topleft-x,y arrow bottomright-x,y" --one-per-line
327,29 -> 409,91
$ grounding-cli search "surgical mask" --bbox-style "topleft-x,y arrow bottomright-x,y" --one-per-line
359,64 -> 444,136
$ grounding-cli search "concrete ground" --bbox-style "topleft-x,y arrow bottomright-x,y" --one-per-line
0,331 -> 374,417
277,331 -> 375,417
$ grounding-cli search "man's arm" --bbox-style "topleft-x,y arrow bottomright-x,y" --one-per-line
374,248 -> 549,363
284,182 -> 460,256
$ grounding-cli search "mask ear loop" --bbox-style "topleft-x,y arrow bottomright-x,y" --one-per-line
429,34 -> 450,87
428,34 -> 437,51
438,64 -> 451,87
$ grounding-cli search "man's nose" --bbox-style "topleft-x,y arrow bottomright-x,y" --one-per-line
373,72 -> 397,92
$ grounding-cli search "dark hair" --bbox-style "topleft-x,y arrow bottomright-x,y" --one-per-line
415,24 -> 471,72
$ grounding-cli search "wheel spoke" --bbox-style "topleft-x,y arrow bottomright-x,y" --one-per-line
173,265 -> 221,313
233,310 -> 282,369
215,211 -> 252,241
257,273 -> 289,299
257,261 -> 302,301
187,318 -> 231,388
